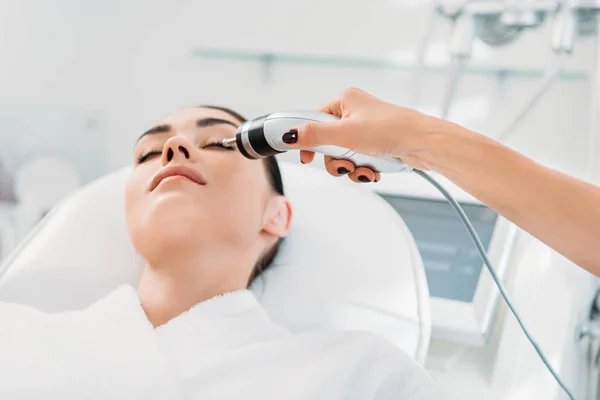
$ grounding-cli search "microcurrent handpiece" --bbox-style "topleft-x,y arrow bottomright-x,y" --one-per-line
225,110 -> 576,400
222,111 -> 412,173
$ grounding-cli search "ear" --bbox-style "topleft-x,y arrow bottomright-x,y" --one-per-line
262,196 -> 292,237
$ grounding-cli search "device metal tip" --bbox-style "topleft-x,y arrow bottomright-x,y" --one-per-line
221,137 -> 237,148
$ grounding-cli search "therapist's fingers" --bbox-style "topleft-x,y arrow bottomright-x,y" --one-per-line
317,94 -> 343,117
317,87 -> 370,117
286,88 -> 398,157
300,150 -> 315,164
349,167 -> 376,183
289,119 -> 349,150
286,87 -> 451,168
324,156 -> 355,177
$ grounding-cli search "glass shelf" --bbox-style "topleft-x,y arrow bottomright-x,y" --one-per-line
190,47 -> 589,81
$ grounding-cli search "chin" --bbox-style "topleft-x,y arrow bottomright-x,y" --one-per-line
132,202 -> 203,251
151,200 -> 205,232
151,186 -> 199,203
132,222 -> 202,266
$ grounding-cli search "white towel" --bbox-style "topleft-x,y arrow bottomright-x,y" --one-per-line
154,288 -> 441,399
0,285 -> 182,400
0,285 -> 441,399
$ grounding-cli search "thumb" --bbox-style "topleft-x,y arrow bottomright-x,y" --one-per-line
286,120 -> 348,149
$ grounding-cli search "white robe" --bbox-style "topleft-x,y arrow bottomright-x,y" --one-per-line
0,285 -> 441,399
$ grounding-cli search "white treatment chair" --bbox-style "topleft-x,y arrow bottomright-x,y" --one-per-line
0,162 -> 431,363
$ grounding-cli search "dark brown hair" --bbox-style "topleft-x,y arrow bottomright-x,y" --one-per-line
199,105 -> 284,286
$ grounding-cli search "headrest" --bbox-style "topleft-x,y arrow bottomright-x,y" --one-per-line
0,162 -> 430,363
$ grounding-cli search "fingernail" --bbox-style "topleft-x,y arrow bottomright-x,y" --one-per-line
282,129 -> 298,144
358,176 -> 371,183
337,167 -> 350,175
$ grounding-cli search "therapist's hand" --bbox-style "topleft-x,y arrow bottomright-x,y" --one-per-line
288,87 -> 458,183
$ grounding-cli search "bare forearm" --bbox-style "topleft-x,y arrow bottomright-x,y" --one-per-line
422,124 -> 600,276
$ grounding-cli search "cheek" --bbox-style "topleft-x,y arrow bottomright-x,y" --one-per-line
211,159 -> 269,220
124,171 -> 149,230
227,159 -> 266,193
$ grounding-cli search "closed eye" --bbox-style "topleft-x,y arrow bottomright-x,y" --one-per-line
136,150 -> 161,164
203,141 -> 235,151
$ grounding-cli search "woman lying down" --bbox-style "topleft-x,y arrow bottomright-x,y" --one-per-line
0,106 -> 441,399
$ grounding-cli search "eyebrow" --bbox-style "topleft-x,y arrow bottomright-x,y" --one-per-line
137,124 -> 171,142
137,118 -> 239,143
196,117 -> 239,129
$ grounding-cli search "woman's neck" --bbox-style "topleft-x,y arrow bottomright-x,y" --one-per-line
137,253 -> 249,328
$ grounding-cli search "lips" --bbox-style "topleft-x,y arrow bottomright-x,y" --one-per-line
149,165 -> 207,191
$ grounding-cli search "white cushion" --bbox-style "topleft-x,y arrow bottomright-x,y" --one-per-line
0,162 -> 431,363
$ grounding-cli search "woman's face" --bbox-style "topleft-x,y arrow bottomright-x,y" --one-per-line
126,107 -> 291,272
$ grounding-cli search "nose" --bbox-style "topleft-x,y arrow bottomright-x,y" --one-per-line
161,136 -> 196,165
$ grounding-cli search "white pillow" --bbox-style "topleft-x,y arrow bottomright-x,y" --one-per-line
0,162 -> 431,363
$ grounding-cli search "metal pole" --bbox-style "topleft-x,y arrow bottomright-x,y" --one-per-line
499,0 -> 575,142
441,56 -> 466,119
410,4 -> 438,108
497,61 -> 562,141
442,10 -> 475,119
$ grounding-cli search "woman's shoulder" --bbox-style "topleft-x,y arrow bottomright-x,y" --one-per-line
0,284 -> 144,330
284,328 -> 416,364
0,300 -> 49,323
295,328 -> 400,346
275,329 -> 438,398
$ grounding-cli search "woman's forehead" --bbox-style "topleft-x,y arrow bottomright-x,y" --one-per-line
158,107 -> 242,128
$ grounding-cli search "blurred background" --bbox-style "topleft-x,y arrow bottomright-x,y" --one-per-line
0,0 -> 596,261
